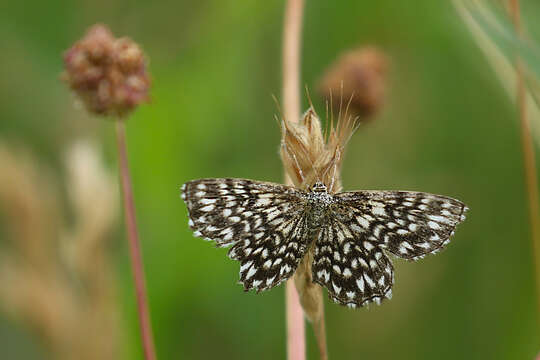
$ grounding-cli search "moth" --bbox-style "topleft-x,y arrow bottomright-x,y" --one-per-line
181,178 -> 467,308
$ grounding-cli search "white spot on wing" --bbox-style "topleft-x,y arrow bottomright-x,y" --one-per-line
240,261 -> 253,273
200,198 -> 216,205
357,277 -> 365,292
219,228 -> 233,241
428,214 -> 451,224
200,204 -> 215,212
402,241 -> 413,250
359,258 -> 368,268
364,274 -> 375,288
255,198 -> 271,207
363,241 -> 374,251
357,216 -> 370,228
246,267 -> 257,279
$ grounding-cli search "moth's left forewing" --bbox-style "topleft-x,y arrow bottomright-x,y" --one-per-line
334,191 -> 468,260
181,178 -> 311,292
182,178 -> 298,245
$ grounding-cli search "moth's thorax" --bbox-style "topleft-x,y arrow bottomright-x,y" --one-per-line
305,187 -> 335,228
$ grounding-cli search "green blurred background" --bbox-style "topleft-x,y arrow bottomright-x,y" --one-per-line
1,0 -> 540,359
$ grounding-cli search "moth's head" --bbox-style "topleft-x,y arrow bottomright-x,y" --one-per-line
311,181 -> 328,193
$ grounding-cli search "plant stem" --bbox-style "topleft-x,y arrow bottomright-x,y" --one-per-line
282,0 -> 304,125
508,0 -> 540,328
313,316 -> 328,360
115,120 -> 157,360
282,1 -> 306,360
286,280 -> 306,360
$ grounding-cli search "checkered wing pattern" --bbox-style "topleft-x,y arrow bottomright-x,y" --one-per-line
312,190 -> 467,308
181,178 -> 309,292
312,218 -> 394,308
334,191 -> 468,260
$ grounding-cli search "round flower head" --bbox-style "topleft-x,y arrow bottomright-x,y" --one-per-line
318,47 -> 387,118
62,24 -> 150,118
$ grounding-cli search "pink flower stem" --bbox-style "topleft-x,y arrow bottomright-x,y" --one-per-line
115,120 -> 157,360
286,281 -> 306,360
282,0 -> 304,125
282,0 -> 306,359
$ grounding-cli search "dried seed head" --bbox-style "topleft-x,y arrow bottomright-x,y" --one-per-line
62,24 -> 150,118
280,105 -> 358,195
318,46 -> 388,118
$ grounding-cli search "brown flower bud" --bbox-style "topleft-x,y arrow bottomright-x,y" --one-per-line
62,24 -> 150,118
317,46 -> 387,118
